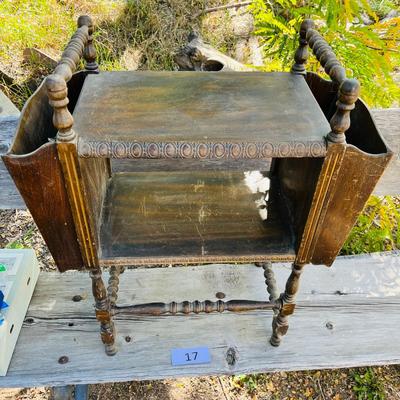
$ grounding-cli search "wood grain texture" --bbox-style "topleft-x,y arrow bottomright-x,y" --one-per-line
99,171 -> 295,265
111,158 -> 272,173
74,71 -> 329,159
0,91 -> 19,117
1,251 -> 400,387
2,79 -> 84,271
0,106 -> 398,212
297,142 -> 392,266
371,108 -> 400,196
3,143 -> 84,271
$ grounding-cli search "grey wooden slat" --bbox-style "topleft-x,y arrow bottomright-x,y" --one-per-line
0,115 -> 25,209
371,108 -> 400,196
0,91 -> 19,118
0,252 -> 400,388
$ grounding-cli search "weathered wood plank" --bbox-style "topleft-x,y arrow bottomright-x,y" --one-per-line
0,90 -> 23,208
0,115 -> 25,209
371,108 -> 400,196
0,252 -> 399,388
0,91 -> 19,118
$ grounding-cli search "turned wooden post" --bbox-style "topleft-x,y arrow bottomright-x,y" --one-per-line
291,19 -> 314,75
46,75 -> 75,142
108,266 -> 125,307
328,78 -> 360,143
90,268 -> 117,356
78,15 -> 99,73
270,263 -> 304,346
306,28 -> 346,84
256,262 -> 279,303
300,20 -> 360,143
46,16 -> 116,355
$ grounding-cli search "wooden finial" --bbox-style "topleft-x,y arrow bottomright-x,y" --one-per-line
45,20 -> 90,138
291,19 -> 314,75
45,74 -> 75,142
328,78 -> 360,143
78,15 -> 99,73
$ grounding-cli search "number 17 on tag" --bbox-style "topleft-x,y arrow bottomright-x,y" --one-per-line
171,346 -> 211,366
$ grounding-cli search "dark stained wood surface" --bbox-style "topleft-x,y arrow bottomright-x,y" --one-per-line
100,171 -> 296,265
74,71 -> 330,159
3,143 -> 84,271
2,81 -> 84,271
1,106 -> 399,212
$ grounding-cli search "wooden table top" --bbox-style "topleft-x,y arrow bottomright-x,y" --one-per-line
74,71 -> 330,159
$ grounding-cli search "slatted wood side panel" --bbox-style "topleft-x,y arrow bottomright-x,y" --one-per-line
0,252 -> 399,387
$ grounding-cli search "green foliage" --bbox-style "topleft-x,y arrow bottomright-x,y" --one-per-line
352,368 -> 385,400
249,0 -> 400,107
342,196 -> 400,254
0,0 -> 75,62
5,226 -> 35,250
232,374 -> 263,393
5,241 -> 25,249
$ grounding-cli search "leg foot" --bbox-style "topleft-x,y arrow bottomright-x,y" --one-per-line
270,263 -> 304,346
89,268 -> 117,356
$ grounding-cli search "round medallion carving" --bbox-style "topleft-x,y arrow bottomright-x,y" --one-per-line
262,143 -> 274,158
245,143 -> 258,158
97,142 -> 110,157
278,142 -> 291,157
147,143 -> 159,158
294,142 -> 306,157
230,143 -> 242,159
180,143 -> 193,158
130,142 -> 143,158
113,142 -> 127,158
197,143 -> 210,159
164,143 -> 177,158
213,143 -> 225,158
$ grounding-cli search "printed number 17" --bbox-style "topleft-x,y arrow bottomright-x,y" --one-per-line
185,351 -> 198,362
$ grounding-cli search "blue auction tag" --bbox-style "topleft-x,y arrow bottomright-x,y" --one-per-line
171,346 -> 211,366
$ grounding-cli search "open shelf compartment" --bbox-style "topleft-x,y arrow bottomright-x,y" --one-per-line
99,171 -> 296,266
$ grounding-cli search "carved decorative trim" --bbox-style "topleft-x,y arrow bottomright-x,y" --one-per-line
100,253 -> 296,266
78,140 -> 327,159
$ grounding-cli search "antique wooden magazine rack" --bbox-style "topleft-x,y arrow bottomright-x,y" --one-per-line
3,17 -> 393,356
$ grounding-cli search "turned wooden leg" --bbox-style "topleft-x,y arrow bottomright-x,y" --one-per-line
259,261 -> 279,302
89,268 -> 117,356
107,266 -> 124,306
270,263 -> 304,347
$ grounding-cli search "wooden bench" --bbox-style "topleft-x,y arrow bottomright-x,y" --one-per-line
0,252 -> 399,390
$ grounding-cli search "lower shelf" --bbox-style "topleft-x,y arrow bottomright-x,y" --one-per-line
99,171 -> 295,265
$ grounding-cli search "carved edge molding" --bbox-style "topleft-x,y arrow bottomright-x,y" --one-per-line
100,253 -> 297,267
78,140 -> 327,159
